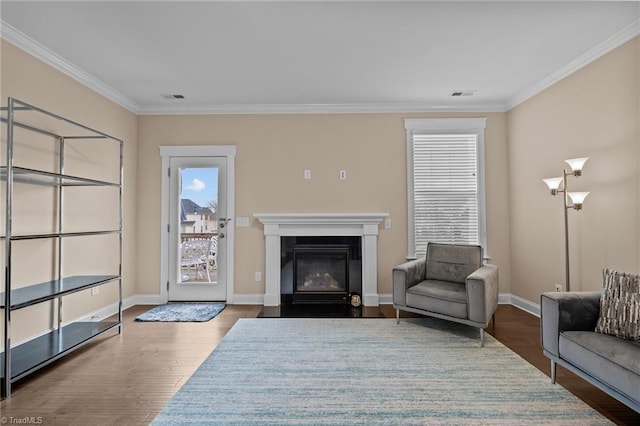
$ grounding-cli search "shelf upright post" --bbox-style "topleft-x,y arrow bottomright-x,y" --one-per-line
3,98 -> 15,398
57,137 -> 65,341
118,139 -> 123,331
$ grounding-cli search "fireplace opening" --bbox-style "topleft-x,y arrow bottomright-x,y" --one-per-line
281,236 -> 362,305
293,245 -> 349,304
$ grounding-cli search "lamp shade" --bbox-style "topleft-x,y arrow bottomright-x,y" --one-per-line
543,177 -> 563,195
565,157 -> 589,175
568,191 -> 590,209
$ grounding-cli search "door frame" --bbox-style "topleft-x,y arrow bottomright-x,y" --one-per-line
159,145 -> 236,304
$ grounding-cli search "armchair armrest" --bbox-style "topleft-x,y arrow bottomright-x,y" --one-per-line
393,258 -> 426,306
540,291 -> 601,358
465,264 -> 499,325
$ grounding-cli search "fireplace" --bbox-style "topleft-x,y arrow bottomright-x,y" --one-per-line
253,213 -> 388,307
281,236 -> 361,305
292,245 -> 350,304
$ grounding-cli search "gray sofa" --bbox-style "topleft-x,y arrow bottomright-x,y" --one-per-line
540,291 -> 640,412
393,242 -> 499,346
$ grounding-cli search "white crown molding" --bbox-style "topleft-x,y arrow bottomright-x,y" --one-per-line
506,17 -> 640,111
137,102 -> 507,115
1,20 -> 140,114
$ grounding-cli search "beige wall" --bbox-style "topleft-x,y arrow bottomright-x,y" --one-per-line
137,112 -> 512,298
7,32 -> 634,319
507,37 -> 639,303
0,40 -> 138,340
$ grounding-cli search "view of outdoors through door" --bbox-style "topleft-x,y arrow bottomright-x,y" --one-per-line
179,167 -> 219,285
167,157 -> 228,301
165,153 -> 228,302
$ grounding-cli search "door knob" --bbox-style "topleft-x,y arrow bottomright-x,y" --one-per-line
219,233 -> 225,239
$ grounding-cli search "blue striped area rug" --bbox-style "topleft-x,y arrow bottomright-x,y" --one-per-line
152,318 -> 609,425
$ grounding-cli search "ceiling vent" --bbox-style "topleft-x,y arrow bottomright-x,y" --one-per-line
161,94 -> 185,99
450,90 -> 477,97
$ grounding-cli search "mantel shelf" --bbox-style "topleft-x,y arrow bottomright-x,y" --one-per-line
0,275 -> 120,310
253,213 -> 389,226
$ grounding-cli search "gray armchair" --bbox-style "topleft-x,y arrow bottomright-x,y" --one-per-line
393,242 -> 499,346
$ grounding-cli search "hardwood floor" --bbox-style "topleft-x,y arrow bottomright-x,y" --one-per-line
1,304 -> 638,425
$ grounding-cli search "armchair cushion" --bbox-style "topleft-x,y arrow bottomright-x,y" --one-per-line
406,280 -> 467,319
426,243 -> 482,284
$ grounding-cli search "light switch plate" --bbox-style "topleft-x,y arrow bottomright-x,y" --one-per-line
236,217 -> 250,227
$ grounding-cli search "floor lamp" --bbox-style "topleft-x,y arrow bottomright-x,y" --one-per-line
543,157 -> 590,292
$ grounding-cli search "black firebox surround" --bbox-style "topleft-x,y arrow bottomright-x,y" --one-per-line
292,244 -> 350,304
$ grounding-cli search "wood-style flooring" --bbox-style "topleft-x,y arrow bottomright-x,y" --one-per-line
0,304 -> 638,425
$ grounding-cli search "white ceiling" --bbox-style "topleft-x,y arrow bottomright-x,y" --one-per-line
1,1 -> 639,114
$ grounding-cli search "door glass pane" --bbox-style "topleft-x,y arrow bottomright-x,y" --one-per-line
178,167 -> 218,284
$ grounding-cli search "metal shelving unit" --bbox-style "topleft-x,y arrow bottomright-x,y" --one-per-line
0,98 -> 123,398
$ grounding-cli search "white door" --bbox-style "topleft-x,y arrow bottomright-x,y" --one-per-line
168,157 -> 228,301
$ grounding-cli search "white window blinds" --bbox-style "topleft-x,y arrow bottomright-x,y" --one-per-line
404,118 -> 487,259
411,133 -> 480,257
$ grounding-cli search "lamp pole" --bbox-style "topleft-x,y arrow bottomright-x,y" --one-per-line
562,170 -> 571,291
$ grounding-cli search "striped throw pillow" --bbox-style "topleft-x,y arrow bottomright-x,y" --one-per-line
595,269 -> 640,341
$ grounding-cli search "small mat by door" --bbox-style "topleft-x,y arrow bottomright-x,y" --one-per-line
135,303 -> 225,322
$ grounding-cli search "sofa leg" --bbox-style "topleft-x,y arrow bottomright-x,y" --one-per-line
480,328 -> 485,347
550,360 -> 556,384
396,309 -> 400,324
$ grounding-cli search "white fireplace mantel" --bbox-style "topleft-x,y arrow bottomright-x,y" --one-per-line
254,213 -> 388,307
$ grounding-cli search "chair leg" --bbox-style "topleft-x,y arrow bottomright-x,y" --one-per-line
550,360 -> 557,384
396,309 -> 400,324
480,328 -> 485,347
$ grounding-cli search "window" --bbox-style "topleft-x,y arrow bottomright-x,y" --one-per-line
405,118 -> 487,259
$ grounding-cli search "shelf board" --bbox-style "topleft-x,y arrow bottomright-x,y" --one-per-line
8,230 -> 121,241
0,275 -> 120,310
0,166 -> 119,187
0,321 -> 120,381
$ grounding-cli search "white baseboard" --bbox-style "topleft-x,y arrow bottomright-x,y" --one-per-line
378,293 -> 393,304
380,292 -> 540,317
232,294 -> 264,305
499,293 -> 541,317
127,294 -> 163,307
9,292 -> 541,348
74,294 -> 162,323
73,291 -> 543,324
